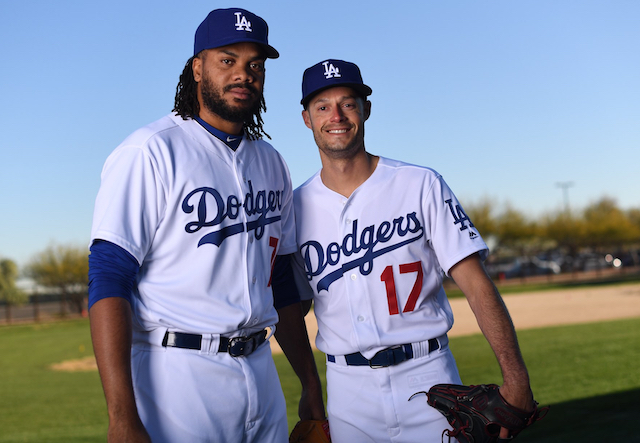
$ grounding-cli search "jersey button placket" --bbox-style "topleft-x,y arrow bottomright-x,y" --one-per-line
234,157 -> 252,316
340,211 -> 365,349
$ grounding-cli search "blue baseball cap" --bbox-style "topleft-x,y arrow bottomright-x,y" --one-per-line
194,8 -> 279,59
301,59 -> 372,107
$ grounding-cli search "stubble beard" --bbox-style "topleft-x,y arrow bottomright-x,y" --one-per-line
200,73 -> 262,124
313,126 -> 365,160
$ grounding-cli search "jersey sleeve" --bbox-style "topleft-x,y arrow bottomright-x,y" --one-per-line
291,250 -> 314,301
90,145 -> 166,264
87,240 -> 139,309
424,176 -> 488,276
273,151 -> 297,256
271,254 -> 301,309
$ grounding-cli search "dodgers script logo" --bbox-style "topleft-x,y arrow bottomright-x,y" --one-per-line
234,12 -> 252,31
322,61 -> 341,79
182,180 -> 283,247
300,212 -> 424,292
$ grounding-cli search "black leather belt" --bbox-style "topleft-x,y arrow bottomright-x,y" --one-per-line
162,330 -> 267,357
327,338 -> 439,368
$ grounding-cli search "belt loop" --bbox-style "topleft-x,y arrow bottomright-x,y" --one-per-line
210,334 -> 221,354
265,325 -> 276,341
436,334 -> 448,351
410,335 -> 447,359
199,334 -> 215,355
327,354 -> 347,366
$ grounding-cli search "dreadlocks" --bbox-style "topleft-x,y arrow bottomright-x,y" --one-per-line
172,55 -> 270,141
173,57 -> 199,121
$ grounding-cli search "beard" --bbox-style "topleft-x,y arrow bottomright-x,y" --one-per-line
200,74 -> 262,124
313,125 -> 365,160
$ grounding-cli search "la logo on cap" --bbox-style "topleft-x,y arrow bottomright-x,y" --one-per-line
322,61 -> 341,79
234,12 -> 252,31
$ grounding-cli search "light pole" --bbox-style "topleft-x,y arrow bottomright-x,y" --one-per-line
555,181 -> 574,213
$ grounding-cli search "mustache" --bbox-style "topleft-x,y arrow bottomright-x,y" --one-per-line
223,83 -> 260,96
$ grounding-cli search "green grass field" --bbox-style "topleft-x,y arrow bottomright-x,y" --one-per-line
1,314 -> 638,442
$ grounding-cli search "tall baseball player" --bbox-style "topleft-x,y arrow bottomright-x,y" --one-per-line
293,59 -> 537,443
88,9 -> 325,443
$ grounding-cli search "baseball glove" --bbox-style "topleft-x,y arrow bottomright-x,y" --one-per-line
410,383 -> 548,443
289,419 -> 331,443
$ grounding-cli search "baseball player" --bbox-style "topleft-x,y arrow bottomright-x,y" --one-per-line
88,9 -> 325,443
292,59 -> 537,443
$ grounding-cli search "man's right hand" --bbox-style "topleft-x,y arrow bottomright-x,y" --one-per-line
90,297 -> 150,443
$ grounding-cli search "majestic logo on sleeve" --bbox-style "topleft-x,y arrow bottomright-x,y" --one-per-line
300,212 -> 423,292
182,181 -> 282,247
322,61 -> 341,79
234,12 -> 252,31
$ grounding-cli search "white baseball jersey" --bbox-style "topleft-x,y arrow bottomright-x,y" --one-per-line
293,156 -> 488,359
91,113 -> 296,335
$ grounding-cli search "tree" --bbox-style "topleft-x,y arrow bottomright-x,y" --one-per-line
0,259 -> 27,323
542,210 -> 588,256
26,245 -> 89,315
627,208 -> 640,231
493,205 -> 542,255
582,197 -> 640,249
464,197 -> 498,238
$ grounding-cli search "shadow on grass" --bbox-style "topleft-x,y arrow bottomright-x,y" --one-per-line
517,388 -> 640,442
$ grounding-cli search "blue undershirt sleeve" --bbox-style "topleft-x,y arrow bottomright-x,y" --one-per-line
272,254 -> 301,310
88,240 -> 140,310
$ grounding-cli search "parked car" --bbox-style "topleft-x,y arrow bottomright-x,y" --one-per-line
485,256 -> 561,280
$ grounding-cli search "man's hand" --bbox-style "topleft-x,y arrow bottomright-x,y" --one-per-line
90,298 -> 149,443
275,302 -> 326,421
416,383 -> 548,443
298,381 -> 326,421
498,382 -> 535,439
448,254 -> 547,441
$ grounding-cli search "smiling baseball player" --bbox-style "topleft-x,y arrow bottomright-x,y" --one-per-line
88,9 -> 325,443
293,59 -> 537,442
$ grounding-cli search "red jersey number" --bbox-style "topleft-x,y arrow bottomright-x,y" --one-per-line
380,261 -> 423,315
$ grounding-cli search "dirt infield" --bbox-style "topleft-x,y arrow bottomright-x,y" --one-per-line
269,282 -> 640,353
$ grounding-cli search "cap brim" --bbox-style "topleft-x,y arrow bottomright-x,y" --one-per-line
195,38 -> 279,59
301,83 -> 372,106
262,45 -> 279,59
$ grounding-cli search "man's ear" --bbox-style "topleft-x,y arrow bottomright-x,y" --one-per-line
363,100 -> 372,122
192,56 -> 202,83
302,109 -> 312,129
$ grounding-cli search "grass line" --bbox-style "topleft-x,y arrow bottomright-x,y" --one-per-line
443,272 -> 640,298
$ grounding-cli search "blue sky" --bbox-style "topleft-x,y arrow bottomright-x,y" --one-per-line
1,1 -> 638,267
